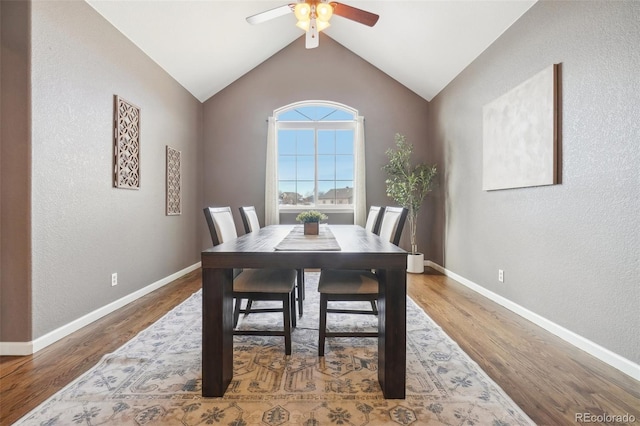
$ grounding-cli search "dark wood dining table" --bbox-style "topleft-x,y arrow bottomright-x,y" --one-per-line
200,224 -> 407,399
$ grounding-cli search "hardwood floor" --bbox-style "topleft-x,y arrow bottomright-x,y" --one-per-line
410,269 -> 639,425
1,268 -> 638,425
0,270 -> 202,425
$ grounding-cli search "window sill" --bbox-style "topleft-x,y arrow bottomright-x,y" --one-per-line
279,207 -> 354,214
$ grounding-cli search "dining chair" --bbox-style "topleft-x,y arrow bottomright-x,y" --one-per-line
239,205 -> 261,234
203,206 -> 298,354
364,205 -> 385,234
317,206 -> 408,356
239,205 -> 306,318
362,205 -> 385,314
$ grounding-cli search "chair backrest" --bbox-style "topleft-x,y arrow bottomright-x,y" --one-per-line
239,206 -> 261,233
364,206 -> 385,235
378,206 -> 408,246
203,206 -> 238,246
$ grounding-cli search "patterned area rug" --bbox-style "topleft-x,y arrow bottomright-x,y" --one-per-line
16,273 -> 534,425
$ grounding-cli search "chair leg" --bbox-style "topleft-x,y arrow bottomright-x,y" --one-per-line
283,294 -> 292,355
371,300 -> 378,315
297,269 -> 304,317
318,293 -> 328,356
244,299 -> 254,316
233,297 -> 242,328
290,289 -> 297,328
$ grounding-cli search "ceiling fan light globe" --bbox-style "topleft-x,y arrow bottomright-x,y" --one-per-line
317,20 -> 330,32
316,3 -> 333,21
294,3 -> 311,21
296,20 -> 310,32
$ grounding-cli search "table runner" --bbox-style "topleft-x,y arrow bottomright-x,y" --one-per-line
274,225 -> 341,251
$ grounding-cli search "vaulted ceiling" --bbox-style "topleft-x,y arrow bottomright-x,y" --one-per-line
86,1 -> 536,103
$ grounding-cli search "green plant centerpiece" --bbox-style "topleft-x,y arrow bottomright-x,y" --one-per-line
296,210 -> 328,223
383,133 -> 437,260
296,210 -> 328,235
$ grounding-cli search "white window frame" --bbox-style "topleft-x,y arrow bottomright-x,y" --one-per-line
265,100 -> 366,226
275,101 -> 358,214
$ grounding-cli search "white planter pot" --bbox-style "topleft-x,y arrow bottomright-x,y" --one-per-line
407,253 -> 424,274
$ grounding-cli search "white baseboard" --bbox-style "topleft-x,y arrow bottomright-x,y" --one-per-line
426,260 -> 640,382
0,262 -> 201,356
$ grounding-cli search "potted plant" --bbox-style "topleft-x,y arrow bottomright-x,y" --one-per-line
383,133 -> 437,273
296,210 -> 328,235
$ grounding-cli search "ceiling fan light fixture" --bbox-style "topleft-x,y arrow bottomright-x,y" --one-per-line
296,20 -> 310,31
294,3 -> 311,21
247,1 -> 380,48
316,2 -> 333,22
317,19 -> 331,31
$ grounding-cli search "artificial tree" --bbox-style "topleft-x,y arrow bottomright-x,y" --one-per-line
383,133 -> 437,257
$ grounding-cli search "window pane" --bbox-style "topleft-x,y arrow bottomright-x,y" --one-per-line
336,155 -> 354,180
318,184 -> 353,205
317,155 -> 335,180
315,106 -> 336,121
298,181 -> 315,205
297,155 -> 314,180
318,181 -> 335,205
278,105 -> 355,122
278,109 -> 309,121
297,130 -> 315,155
318,181 -> 335,194
325,109 -> 355,121
278,155 -> 296,180
279,182 -> 297,205
318,130 -> 335,154
278,130 -> 296,155
335,182 -> 354,204
336,130 -> 354,154
294,107 -> 315,120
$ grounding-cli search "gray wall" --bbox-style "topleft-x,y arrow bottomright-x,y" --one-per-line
428,1 -> 639,363
1,0 -> 203,342
1,0 -> 32,341
3,0 -> 635,370
202,36 -> 435,253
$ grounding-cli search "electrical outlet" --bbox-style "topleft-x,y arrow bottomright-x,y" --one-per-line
498,269 -> 504,283
111,273 -> 118,286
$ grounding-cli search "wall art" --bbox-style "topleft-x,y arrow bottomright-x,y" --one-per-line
113,95 -> 141,189
166,146 -> 181,215
482,64 -> 560,191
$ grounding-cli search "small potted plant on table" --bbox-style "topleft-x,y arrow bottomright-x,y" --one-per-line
383,133 -> 437,273
296,210 -> 328,235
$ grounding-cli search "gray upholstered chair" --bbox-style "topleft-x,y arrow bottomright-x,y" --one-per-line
239,205 -> 306,318
204,206 -> 297,354
317,206 -> 408,356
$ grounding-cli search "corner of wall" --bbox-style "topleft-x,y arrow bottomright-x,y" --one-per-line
0,0 -> 33,343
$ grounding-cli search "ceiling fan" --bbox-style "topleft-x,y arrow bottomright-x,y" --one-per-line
246,1 -> 379,49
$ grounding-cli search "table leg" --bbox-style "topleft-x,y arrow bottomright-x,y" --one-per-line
377,268 -> 407,399
202,267 -> 234,397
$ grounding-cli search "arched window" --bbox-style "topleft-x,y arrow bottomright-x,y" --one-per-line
265,101 -> 366,225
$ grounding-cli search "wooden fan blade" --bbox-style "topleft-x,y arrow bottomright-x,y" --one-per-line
330,2 -> 379,27
246,4 -> 295,25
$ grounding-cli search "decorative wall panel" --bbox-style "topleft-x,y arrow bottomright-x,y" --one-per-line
114,96 -> 141,189
166,146 -> 181,215
482,64 -> 560,191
